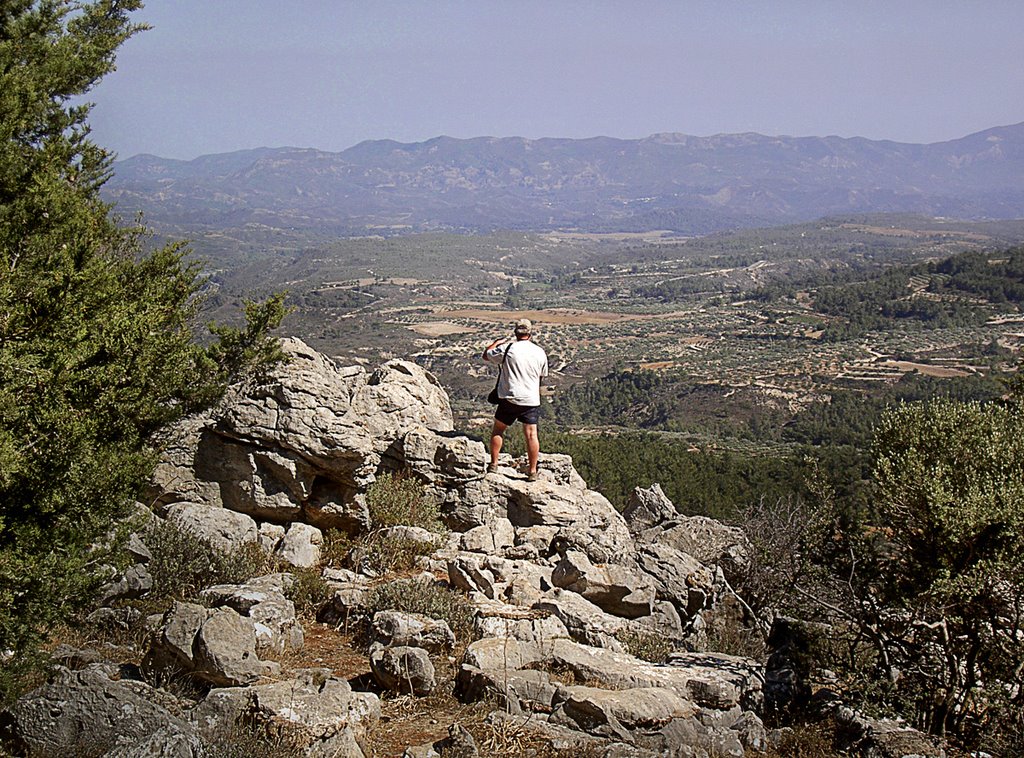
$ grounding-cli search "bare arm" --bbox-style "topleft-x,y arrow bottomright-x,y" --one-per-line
482,337 -> 509,362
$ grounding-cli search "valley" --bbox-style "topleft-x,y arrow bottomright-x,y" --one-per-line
192,214 -> 1024,444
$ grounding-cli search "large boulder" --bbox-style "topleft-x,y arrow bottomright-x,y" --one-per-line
626,485 -> 751,582
551,550 -> 656,619
200,574 -> 305,654
164,502 -> 259,551
550,685 -> 697,738
635,543 -> 717,624
194,668 -> 379,756
144,601 -> 278,687
457,637 -> 762,713
148,339 -> 453,534
0,664 -> 198,757
622,484 -> 677,534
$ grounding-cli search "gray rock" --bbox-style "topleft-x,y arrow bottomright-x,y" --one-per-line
275,522 -> 323,568
200,574 -> 305,654
379,524 -> 440,546
622,483 -> 678,534
258,521 -> 286,552
473,600 -> 570,644
192,608 -> 265,686
370,645 -> 437,696
636,542 -> 716,623
533,588 -> 628,650
146,601 -> 211,672
251,668 -> 379,753
320,569 -> 372,628
551,685 -> 697,738
148,339 -> 453,536
0,664 -> 196,756
164,502 -> 259,551
460,518 -> 515,554
195,669 -> 378,756
371,610 -> 456,653
731,710 -> 768,752
396,426 -> 483,484
551,550 -> 656,619
457,637 -> 762,713
103,725 -> 203,757
835,706 -> 947,758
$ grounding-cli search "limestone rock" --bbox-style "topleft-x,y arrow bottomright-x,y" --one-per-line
551,685 -> 697,737
192,608 -> 266,686
622,484 -> 677,535
320,568 -> 372,627
164,502 -> 259,551
533,588 -> 628,650
370,645 -> 437,696
457,637 -> 763,713
146,601 -> 211,671
460,518 -> 515,554
250,668 -> 380,753
0,664 -> 197,756
149,339 -> 452,536
275,522 -> 323,568
259,522 -> 286,552
472,599 -> 569,643
371,610 -> 456,654
200,574 -> 304,654
395,426 -> 483,484
195,669 -> 379,757
551,550 -> 656,619
636,543 -> 716,623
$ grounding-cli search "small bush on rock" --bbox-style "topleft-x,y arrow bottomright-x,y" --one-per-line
145,519 -> 273,602
366,577 -> 475,644
614,627 -> 675,663
285,566 -> 333,618
367,471 -> 443,531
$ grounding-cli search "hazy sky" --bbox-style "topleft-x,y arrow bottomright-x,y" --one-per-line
88,1 -> 1024,160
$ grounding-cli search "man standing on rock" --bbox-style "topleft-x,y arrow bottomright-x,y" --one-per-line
482,318 -> 548,481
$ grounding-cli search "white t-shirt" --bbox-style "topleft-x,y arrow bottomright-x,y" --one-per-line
484,339 -> 548,407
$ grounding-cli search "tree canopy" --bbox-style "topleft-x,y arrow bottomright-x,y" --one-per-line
0,0 -> 284,674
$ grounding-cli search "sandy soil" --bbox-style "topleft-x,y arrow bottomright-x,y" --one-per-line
408,321 -> 479,336
880,360 -> 970,378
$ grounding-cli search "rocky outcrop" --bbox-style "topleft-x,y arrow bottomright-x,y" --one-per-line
625,484 -> 751,584
3,341 -> 785,757
148,338 -> 453,534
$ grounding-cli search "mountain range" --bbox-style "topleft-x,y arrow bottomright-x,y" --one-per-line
104,123 -> 1024,237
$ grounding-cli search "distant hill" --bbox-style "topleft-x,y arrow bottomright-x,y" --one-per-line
104,124 -> 1024,237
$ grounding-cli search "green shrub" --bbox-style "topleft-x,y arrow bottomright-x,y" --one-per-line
144,519 -> 273,603
367,471 -> 443,531
285,567 -> 333,619
614,627 -> 676,663
365,577 -> 476,643
321,528 -> 440,577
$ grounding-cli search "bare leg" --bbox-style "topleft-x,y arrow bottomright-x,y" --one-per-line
489,419 -> 509,467
523,423 -> 539,474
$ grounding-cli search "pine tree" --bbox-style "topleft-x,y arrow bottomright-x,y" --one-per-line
0,0 -> 284,680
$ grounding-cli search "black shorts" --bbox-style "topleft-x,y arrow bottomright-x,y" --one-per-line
495,399 -> 540,426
